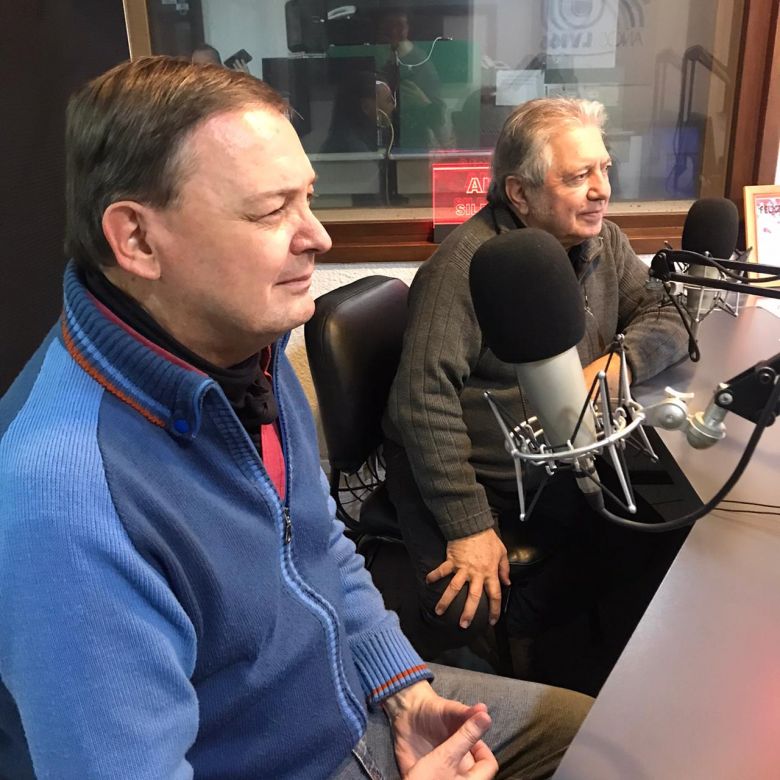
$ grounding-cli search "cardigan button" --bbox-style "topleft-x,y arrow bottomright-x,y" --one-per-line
173,418 -> 190,434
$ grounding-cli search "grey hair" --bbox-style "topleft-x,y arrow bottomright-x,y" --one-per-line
487,98 -> 607,206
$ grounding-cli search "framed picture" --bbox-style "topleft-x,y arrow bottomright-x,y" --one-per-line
744,185 -> 780,284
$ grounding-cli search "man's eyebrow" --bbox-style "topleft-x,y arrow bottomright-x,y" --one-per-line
240,178 -> 318,208
241,189 -> 294,206
563,156 -> 612,175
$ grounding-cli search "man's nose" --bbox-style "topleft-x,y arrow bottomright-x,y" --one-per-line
292,210 -> 332,256
589,169 -> 611,200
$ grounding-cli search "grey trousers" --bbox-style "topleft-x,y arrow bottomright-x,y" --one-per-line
332,663 -> 592,779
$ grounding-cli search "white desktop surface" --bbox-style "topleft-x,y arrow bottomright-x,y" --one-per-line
554,306 -> 780,780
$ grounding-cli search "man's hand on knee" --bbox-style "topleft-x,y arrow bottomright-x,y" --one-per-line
425,528 -> 510,629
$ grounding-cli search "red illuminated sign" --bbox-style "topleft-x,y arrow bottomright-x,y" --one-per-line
431,162 -> 491,226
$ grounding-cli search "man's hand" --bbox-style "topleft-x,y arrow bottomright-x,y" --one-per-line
383,681 -> 498,779
227,58 -> 251,73
426,528 -> 510,628
583,354 -> 632,401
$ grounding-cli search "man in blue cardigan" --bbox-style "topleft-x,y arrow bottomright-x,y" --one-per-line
0,57 -> 590,779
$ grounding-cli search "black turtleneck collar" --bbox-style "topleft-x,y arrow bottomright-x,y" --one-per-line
82,266 -> 278,448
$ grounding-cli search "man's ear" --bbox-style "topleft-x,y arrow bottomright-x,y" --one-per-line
504,176 -> 531,217
102,201 -> 162,281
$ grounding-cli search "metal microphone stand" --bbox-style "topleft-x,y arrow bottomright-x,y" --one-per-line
648,247 -> 780,361
485,317 -> 780,532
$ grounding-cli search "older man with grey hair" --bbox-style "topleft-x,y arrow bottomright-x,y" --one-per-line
383,97 -> 688,668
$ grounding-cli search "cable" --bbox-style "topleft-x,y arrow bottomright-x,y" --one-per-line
720,499 -> 780,510
657,256 -> 779,363
376,108 -> 395,204
591,371 -> 780,533
686,256 -> 780,285
712,509 -> 780,517
395,36 -> 448,69
662,280 -> 702,362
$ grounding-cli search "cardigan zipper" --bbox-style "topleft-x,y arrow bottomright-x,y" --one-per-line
271,342 -> 294,547
267,343 -> 366,741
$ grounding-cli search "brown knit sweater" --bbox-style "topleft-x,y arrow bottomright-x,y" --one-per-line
383,203 -> 688,540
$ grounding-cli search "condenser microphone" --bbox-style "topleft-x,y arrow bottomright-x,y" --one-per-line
681,197 -> 739,338
469,229 -> 602,505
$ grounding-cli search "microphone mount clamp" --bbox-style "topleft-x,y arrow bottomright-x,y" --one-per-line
484,336 -> 657,521
711,352 -> 780,426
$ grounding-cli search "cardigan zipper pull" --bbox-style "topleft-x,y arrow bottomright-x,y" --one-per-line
283,506 -> 292,544
583,288 -> 594,317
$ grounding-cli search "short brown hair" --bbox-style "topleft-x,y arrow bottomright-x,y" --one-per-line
487,98 -> 606,206
65,56 -> 288,270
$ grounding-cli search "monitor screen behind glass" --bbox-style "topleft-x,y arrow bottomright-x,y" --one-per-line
261,56 -> 379,154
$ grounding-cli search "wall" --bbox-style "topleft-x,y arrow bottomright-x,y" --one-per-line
0,1 -> 130,394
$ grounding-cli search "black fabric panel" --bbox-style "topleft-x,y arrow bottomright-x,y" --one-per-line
0,1 -> 129,394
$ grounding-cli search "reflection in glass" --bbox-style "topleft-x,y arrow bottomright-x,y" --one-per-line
141,0 -> 744,211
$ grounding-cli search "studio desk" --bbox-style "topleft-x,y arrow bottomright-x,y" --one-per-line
554,304 -> 780,780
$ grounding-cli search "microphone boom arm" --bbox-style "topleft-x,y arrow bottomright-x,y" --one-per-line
649,249 -> 780,300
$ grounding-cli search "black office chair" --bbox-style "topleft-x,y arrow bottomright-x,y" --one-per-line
305,275 -> 406,544
305,274 -> 548,675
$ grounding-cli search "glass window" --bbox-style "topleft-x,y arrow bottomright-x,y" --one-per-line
139,0 -> 745,214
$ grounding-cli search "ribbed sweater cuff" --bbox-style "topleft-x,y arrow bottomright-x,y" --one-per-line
351,628 -> 434,705
439,507 -> 495,541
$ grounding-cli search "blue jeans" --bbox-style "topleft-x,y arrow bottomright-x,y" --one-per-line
331,663 -> 592,779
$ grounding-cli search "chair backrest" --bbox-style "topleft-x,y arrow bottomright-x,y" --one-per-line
305,275 -> 409,474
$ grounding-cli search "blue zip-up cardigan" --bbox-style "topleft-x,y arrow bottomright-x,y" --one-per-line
0,264 -> 432,779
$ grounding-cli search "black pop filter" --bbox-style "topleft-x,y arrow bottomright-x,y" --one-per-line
681,197 -> 739,258
469,229 -> 585,363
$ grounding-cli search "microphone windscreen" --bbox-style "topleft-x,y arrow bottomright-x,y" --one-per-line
681,197 -> 739,258
469,229 -> 585,363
